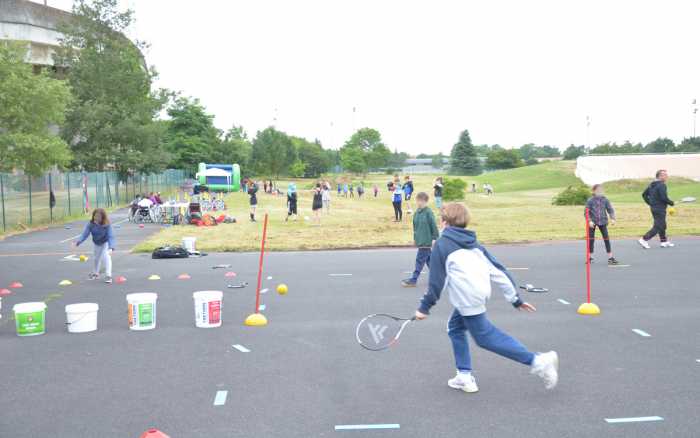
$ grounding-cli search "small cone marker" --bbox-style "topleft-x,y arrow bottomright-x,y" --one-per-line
0,288 -> 12,296
148,274 -> 160,280
115,276 -> 127,284
177,273 -> 191,280
244,312 -> 268,326
224,271 -> 236,278
59,279 -> 72,286
140,429 -> 171,438
139,224 -> 145,229
9,282 -> 23,288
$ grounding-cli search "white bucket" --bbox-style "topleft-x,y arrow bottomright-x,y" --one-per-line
182,237 -> 197,253
65,303 -> 99,333
126,293 -> 158,331
193,290 -> 223,328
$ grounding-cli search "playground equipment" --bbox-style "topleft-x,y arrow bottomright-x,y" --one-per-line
196,163 -> 241,192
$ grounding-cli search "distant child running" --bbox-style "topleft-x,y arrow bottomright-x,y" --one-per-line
404,175 -> 414,213
391,178 -> 404,222
433,177 -> 444,209
312,183 -> 323,226
414,203 -> 559,393
286,183 -> 298,222
74,208 -> 116,284
247,180 -> 259,222
402,192 -> 439,287
585,184 -> 619,265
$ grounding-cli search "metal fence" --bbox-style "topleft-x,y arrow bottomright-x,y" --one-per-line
0,169 -> 187,232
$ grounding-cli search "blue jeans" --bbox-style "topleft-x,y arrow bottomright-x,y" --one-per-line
435,196 -> 442,209
409,248 -> 431,282
447,310 -> 535,372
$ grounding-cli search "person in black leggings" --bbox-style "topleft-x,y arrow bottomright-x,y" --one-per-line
585,184 -> 618,265
391,179 -> 403,221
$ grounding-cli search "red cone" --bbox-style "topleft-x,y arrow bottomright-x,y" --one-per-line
9,282 -> 23,288
224,271 -> 236,277
177,273 -> 191,280
115,276 -> 127,284
140,429 -> 170,438
0,288 -> 12,296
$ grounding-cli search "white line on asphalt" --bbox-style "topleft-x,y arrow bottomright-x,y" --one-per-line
609,264 -> 632,268
557,299 -> 571,305
335,424 -> 400,430
213,390 -> 228,406
605,416 -> 663,424
260,288 -> 269,294
632,329 -> 651,337
507,267 -> 529,271
696,359 -> 700,363
59,218 -> 128,243
232,344 -> 250,353
329,273 -> 353,277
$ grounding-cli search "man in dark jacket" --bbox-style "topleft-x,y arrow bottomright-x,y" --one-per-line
639,169 -> 675,248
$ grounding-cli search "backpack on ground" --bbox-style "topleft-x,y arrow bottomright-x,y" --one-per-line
152,245 -> 189,259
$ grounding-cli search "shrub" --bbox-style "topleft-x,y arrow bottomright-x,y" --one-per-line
443,178 -> 468,201
552,185 -> 590,205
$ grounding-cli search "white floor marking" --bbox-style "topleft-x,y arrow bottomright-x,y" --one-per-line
260,288 -> 269,294
259,304 -> 266,310
59,218 -> 128,243
232,344 -> 250,353
213,390 -> 228,406
632,329 -> 651,337
329,273 -> 353,277
609,264 -> 631,268
605,416 -> 663,424
335,424 -> 400,430
507,267 -> 529,271
696,359 -> 700,363
63,254 -> 80,261
557,299 -> 571,305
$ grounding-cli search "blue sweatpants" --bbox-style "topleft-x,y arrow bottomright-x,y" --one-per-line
409,247 -> 431,282
447,309 -> 535,372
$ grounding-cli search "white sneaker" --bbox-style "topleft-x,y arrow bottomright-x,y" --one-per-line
448,372 -> 479,393
660,241 -> 675,248
638,238 -> 651,249
531,351 -> 559,390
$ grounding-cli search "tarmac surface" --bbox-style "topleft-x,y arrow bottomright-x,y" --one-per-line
1,215 -> 699,437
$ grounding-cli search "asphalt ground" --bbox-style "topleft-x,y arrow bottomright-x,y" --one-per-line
1,218 -> 699,437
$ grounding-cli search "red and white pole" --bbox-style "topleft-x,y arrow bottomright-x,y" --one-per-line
578,208 -> 600,315
245,213 -> 269,326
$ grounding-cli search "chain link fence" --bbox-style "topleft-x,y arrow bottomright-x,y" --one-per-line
0,169 -> 187,233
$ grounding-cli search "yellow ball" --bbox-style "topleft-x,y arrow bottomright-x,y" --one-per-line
276,284 -> 288,295
668,207 -> 676,216
79,255 -> 88,262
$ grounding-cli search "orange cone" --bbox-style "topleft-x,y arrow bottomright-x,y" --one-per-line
177,273 -> 191,280
115,276 -> 127,284
0,288 -> 12,296
9,282 -> 23,288
139,429 -> 170,438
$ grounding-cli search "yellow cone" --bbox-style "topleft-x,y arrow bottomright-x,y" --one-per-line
244,313 -> 268,326
577,302 -> 601,315
59,279 -> 72,286
148,274 -> 161,280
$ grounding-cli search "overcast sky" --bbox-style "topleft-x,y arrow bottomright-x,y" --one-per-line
40,0 -> 700,154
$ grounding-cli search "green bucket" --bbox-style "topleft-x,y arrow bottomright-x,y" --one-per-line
13,302 -> 47,336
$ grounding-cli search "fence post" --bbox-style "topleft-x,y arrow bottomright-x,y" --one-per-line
0,173 -> 5,232
28,175 -> 32,225
66,173 -> 71,216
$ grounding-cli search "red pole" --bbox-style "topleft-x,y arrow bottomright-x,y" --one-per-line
585,208 -> 591,304
254,213 -> 269,313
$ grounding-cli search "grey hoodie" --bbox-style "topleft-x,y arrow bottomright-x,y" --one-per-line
585,195 -> 615,226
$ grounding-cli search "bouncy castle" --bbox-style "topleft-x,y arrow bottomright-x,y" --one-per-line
196,163 -> 241,192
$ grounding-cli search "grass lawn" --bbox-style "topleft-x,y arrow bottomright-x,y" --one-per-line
133,161 -> 700,253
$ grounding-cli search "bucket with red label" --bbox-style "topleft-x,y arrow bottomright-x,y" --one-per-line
193,291 -> 223,328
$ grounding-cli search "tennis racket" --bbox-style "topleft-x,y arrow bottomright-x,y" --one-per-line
355,314 -> 416,351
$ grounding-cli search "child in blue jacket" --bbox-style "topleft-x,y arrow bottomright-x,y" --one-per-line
74,208 -> 116,283
415,203 -> 558,393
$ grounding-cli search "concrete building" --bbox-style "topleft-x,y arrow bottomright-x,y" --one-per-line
0,0 -> 72,70
576,153 -> 700,185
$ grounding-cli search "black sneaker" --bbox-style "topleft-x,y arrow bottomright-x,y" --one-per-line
401,279 -> 417,287
608,257 -> 619,265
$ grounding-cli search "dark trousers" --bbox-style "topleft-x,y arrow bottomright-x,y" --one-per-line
643,209 -> 667,242
410,247 -> 431,282
392,201 -> 403,221
588,224 -> 611,254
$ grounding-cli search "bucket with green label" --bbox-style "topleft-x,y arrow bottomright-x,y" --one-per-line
126,293 -> 158,331
13,302 -> 47,336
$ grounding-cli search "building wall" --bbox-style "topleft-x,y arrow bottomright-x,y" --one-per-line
0,0 -> 73,66
575,154 -> 700,185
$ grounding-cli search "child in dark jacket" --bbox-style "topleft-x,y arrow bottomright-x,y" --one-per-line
585,184 -> 619,265
414,203 -> 558,393
75,208 -> 116,283
402,193 -> 439,287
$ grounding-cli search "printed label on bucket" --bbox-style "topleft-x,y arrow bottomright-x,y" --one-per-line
16,311 -> 45,335
208,300 -> 221,324
138,303 -> 153,326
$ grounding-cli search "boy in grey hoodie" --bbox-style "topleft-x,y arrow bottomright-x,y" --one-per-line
414,203 -> 558,393
585,184 -> 619,265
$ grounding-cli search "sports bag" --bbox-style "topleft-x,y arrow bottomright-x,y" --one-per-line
152,245 -> 189,259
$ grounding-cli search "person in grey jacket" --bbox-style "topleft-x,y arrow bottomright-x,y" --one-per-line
585,184 -> 619,265
639,169 -> 675,248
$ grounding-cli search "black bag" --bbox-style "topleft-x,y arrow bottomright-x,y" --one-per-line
152,245 -> 189,259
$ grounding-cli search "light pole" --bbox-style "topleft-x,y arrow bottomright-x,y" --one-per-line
692,99 -> 698,138
585,115 -> 591,150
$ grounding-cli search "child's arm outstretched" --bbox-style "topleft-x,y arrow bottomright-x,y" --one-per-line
415,244 -> 448,318
74,223 -> 91,247
483,248 -> 536,312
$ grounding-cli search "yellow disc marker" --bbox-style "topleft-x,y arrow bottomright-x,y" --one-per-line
244,313 -> 268,326
148,274 -> 161,280
577,302 -> 601,315
79,255 -> 88,262
276,284 -> 288,295
59,279 -> 73,286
